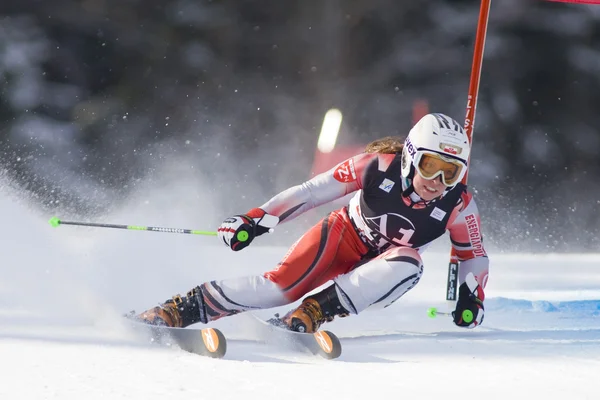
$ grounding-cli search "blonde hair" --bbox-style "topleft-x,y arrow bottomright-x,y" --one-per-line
364,136 -> 404,154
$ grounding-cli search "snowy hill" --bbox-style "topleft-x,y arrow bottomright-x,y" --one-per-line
2,193 -> 600,400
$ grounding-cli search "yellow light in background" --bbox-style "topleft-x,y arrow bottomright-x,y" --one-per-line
317,108 -> 343,153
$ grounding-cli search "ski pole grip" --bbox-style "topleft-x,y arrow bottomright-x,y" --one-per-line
462,309 -> 474,323
236,230 -> 249,242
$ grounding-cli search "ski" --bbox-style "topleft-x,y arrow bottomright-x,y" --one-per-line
249,314 -> 342,359
124,313 -> 340,359
127,320 -> 227,359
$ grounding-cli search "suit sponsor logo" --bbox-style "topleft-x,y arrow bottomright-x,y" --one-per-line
430,207 -> 446,221
333,158 -> 357,183
379,178 -> 395,193
465,214 -> 486,257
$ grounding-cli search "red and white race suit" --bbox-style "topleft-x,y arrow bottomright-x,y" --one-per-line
199,152 -> 489,322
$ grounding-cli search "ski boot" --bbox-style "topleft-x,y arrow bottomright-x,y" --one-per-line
136,286 -> 208,328
281,284 -> 350,333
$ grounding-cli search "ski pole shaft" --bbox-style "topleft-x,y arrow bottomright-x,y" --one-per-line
427,307 -> 473,324
427,307 -> 452,318
48,216 -> 217,236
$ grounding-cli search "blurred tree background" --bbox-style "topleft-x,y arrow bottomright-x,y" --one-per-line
0,0 -> 599,252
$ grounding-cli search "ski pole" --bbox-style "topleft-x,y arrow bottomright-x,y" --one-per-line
48,216 -> 223,238
427,307 -> 474,324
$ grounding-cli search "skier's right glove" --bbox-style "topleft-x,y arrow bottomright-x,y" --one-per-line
452,272 -> 485,329
217,208 -> 279,252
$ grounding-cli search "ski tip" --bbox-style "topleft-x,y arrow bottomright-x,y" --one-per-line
313,330 -> 342,360
201,328 -> 227,358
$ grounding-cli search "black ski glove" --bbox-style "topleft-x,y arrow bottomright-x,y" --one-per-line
452,272 -> 485,328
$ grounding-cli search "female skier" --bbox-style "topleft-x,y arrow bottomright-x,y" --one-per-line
136,113 -> 489,332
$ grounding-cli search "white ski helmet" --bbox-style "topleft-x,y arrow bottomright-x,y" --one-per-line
401,113 -> 470,187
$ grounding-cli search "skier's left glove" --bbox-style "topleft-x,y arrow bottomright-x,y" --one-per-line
217,208 -> 279,252
452,272 -> 485,329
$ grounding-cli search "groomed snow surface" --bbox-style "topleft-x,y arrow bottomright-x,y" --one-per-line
2,195 -> 600,400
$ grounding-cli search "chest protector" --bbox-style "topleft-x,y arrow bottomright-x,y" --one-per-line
348,153 -> 465,252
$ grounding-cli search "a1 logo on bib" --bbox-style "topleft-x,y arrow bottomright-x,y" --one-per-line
365,213 -> 416,247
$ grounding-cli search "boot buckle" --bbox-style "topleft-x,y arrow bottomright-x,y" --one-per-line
172,294 -> 183,306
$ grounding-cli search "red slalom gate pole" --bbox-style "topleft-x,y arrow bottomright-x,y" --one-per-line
445,0 -> 600,303
445,0 -> 491,304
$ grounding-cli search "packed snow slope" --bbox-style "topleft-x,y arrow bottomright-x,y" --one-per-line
1,193 -> 600,400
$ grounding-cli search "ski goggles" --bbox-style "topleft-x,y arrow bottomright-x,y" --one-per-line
414,151 -> 466,186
